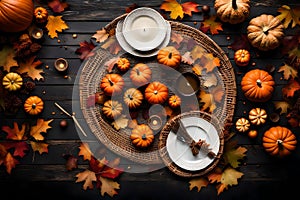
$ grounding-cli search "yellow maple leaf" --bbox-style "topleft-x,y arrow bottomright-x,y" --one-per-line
274,101 -> 292,115
189,177 -> 209,192
190,45 -> 205,61
277,5 -> 300,28
201,15 -> 223,35
46,15 -> 69,38
160,0 -> 184,20
78,142 -> 93,161
218,167 -> 243,195
0,45 -> 18,72
202,53 -> 221,73
111,115 -> 128,131
223,140 -> 247,168
198,90 -> 216,113
92,28 -> 109,43
76,169 -> 97,190
99,176 -> 120,197
278,63 -> 298,80
30,119 -> 53,141
17,56 -> 44,81
30,141 -> 49,154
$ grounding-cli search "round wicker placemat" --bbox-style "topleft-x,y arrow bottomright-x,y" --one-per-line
158,111 -> 224,177
78,14 -> 236,165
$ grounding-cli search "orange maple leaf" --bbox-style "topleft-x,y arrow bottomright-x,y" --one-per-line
160,0 -> 184,19
30,141 -> 49,154
92,28 -> 109,43
278,63 -> 298,80
217,167 -> 244,195
200,15 -> 223,35
4,152 -> 19,174
192,64 -> 204,76
282,79 -> 300,98
189,177 -> 209,192
46,15 -> 69,38
17,56 -> 44,81
202,53 -> 221,73
76,169 -> 97,190
78,142 -> 93,161
30,119 -> 53,141
99,176 -> 120,197
181,2 -> 200,16
198,90 -> 216,113
2,122 -> 27,140
0,45 -> 18,72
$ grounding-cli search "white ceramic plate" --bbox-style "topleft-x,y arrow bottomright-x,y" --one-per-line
166,116 -> 220,171
116,19 -> 171,57
122,7 -> 167,51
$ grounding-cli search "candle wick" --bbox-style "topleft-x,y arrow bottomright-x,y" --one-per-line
143,28 -> 146,32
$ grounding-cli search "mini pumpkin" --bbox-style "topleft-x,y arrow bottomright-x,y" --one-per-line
214,0 -> 250,24
24,96 -> 44,115
247,14 -> 284,51
2,72 -> 23,91
235,118 -> 250,132
262,126 -> 297,157
100,74 -> 124,96
130,124 -> 154,148
34,7 -> 49,24
168,95 -> 181,108
102,100 -> 123,119
241,69 -> 275,102
234,49 -> 250,67
249,108 -> 267,125
130,63 -> 152,87
145,81 -> 169,104
123,88 -> 144,109
116,57 -> 130,72
157,46 -> 181,68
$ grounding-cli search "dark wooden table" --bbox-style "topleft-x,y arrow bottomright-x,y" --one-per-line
1,0 -> 300,199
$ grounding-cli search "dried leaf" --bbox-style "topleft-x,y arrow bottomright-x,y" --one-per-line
30,141 -> 49,154
46,15 -> 69,39
125,3 -> 138,13
277,5 -> 300,28
223,141 -> 247,168
92,28 -> 109,43
30,119 -> 53,141
48,0 -> 69,13
217,167 -> 243,195
207,168 -> 222,183
200,15 -> 223,35
76,169 -> 97,190
4,152 -> 19,174
181,2 -> 200,16
17,56 -> 44,81
101,38 -> 122,55
2,122 -> 26,140
0,45 -> 18,72
104,57 -> 119,73
230,34 -> 251,51
63,154 -> 78,171
190,45 -> 205,61
100,158 -> 124,179
78,142 -> 93,161
111,115 -> 128,131
211,84 -> 224,103
274,101 -> 292,115
192,64 -> 203,76
289,47 -> 300,60
189,177 -> 209,192
198,90 -> 216,113
99,176 -> 120,197
202,53 -> 220,73
128,119 -> 138,129
202,73 -> 218,88
75,40 -> 96,60
181,52 -> 195,65
2,141 -> 29,158
278,63 -> 298,80
160,0 -> 184,20
282,79 -> 300,98
171,32 -> 184,44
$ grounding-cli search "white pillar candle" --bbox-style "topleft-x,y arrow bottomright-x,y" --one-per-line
130,16 -> 158,43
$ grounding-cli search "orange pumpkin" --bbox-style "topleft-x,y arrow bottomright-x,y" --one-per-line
34,7 -> 48,24
130,124 -> 154,148
116,57 -> 130,72
100,74 -> 124,96
157,46 -> 181,68
234,49 -> 250,67
0,0 -> 34,32
145,81 -> 169,104
24,96 -> 44,115
263,126 -> 297,157
123,88 -> 144,109
130,63 -> 152,87
241,69 -> 275,102
102,100 -> 123,119
168,95 -> 181,108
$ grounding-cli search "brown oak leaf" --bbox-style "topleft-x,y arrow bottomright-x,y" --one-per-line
92,28 -> 109,43
30,119 -> 53,141
76,169 -> 97,190
46,15 -> 69,38
99,176 -> 120,197
17,56 -> 44,81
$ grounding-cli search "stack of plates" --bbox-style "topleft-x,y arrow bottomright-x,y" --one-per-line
116,7 -> 171,57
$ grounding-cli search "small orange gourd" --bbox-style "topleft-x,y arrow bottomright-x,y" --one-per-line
235,118 -> 250,133
130,124 -> 154,148
102,100 -> 123,119
24,96 -> 44,115
34,7 -> 49,24
157,46 -> 181,68
123,88 -> 144,109
241,69 -> 275,102
168,95 -> 181,108
130,63 -> 152,87
234,49 -> 250,67
145,81 -> 169,104
262,126 -> 297,157
249,108 -> 267,125
100,74 -> 124,96
2,72 -> 23,91
116,57 -> 130,72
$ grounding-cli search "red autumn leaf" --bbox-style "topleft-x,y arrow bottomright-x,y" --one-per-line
48,0 -> 69,13
75,41 -> 96,60
101,38 -> 122,55
125,3 -> 138,13
63,154 -> 78,171
2,141 -> 29,158
282,79 -> 300,98
281,35 -> 300,55
2,122 -> 27,140
181,2 -> 200,16
100,158 -> 123,179
89,157 -> 108,173
200,15 -> 223,35
4,152 -> 19,174
230,34 -> 251,51
104,57 -> 119,73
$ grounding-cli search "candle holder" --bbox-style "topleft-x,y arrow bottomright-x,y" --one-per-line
31,27 -> 44,40
175,72 -> 201,97
54,58 -> 69,72
148,115 -> 163,131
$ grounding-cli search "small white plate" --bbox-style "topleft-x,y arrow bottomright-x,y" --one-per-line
166,116 -> 220,171
116,19 -> 171,57
122,7 -> 167,51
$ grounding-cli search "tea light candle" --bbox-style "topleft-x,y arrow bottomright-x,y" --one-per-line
31,28 -> 44,40
148,115 -> 163,131
176,72 -> 200,96
54,58 -> 68,72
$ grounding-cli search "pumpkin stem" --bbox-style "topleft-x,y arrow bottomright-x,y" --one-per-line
142,134 -> 147,140
32,103 -> 36,109
108,78 -> 114,86
232,0 -> 238,9
256,79 -> 262,88
168,52 -> 173,59
262,26 -> 269,35
128,94 -> 133,100
136,68 -> 140,76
